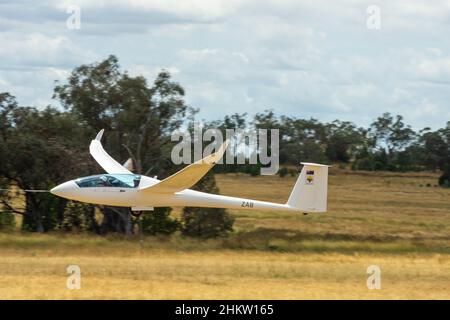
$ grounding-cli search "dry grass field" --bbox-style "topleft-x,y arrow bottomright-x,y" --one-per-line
0,169 -> 449,299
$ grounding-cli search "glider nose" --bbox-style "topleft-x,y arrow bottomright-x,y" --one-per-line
50,180 -> 78,199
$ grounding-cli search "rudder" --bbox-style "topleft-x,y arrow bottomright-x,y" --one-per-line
287,162 -> 329,212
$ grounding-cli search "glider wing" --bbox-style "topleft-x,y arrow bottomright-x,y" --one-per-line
89,129 -> 133,174
141,140 -> 229,194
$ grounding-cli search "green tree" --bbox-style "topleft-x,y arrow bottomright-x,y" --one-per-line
276,116 -> 328,164
0,94 -> 90,232
370,113 -> 416,170
418,125 -> 449,171
324,120 -> 365,163
438,164 -> 450,188
53,55 -> 192,234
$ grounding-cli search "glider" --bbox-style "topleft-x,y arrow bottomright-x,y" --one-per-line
51,130 -> 329,213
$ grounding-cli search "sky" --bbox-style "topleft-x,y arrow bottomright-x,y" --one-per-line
1,0 -> 450,129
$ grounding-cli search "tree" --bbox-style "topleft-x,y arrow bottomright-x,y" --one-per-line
53,55 -> 191,234
418,125 -> 449,171
370,113 -> 416,170
438,165 -> 450,188
0,94 -> 91,232
276,116 -> 328,164
324,120 -> 365,163
419,122 -> 450,186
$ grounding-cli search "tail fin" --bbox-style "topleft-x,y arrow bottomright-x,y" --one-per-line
287,162 -> 329,212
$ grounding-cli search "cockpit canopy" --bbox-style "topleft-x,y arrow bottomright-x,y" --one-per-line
75,174 -> 141,188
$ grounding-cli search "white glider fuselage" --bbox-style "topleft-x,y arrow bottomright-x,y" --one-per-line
52,174 -> 295,212
50,129 -> 329,213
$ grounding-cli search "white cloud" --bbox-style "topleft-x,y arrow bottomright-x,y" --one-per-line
52,0 -> 243,25
414,58 -> 450,82
0,0 -> 449,129
0,32 -> 97,67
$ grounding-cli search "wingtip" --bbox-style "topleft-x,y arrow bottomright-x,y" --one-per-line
216,139 -> 230,158
95,129 -> 105,141
200,139 -> 230,165
223,139 -> 230,150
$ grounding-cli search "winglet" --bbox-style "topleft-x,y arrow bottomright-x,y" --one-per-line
95,129 -> 105,141
89,129 -> 132,174
140,139 -> 231,193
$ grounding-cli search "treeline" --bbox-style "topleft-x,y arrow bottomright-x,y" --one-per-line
0,55 -> 449,236
208,111 -> 449,176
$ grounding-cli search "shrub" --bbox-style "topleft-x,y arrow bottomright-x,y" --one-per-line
0,211 -> 15,231
353,158 -> 374,171
140,207 -> 180,235
181,207 -> 234,238
438,165 -> 450,188
60,201 -> 95,233
181,171 -> 234,238
278,167 -> 289,177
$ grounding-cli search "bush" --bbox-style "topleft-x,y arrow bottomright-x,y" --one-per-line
438,165 -> 450,188
352,158 -> 374,171
244,164 -> 261,176
278,167 -> 289,177
21,193 -> 61,232
181,171 -> 234,238
140,207 -> 180,235
181,207 -> 234,238
0,211 -> 15,231
60,201 -> 95,233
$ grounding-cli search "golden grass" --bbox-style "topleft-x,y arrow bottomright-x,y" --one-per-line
216,169 -> 450,243
0,169 -> 449,299
1,247 -> 449,299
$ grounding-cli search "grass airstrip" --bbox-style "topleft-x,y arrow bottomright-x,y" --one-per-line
1,169 -> 449,299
